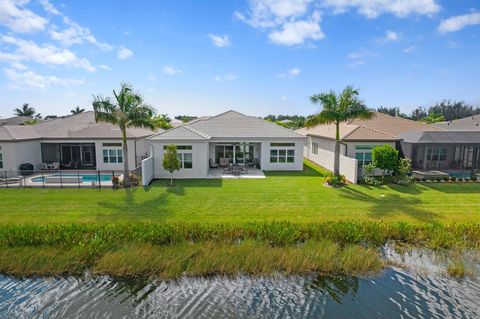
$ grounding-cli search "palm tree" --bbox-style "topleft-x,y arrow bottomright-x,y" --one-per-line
14,103 -> 36,117
71,106 -> 85,115
152,113 -> 173,130
306,86 -> 373,177
92,83 -> 155,186
420,112 -> 445,124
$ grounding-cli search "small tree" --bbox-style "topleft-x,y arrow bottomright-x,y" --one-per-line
163,144 -> 180,186
372,144 -> 399,181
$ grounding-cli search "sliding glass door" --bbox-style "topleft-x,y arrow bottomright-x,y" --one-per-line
215,143 -> 254,164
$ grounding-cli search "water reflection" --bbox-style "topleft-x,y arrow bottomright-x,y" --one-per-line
0,268 -> 479,318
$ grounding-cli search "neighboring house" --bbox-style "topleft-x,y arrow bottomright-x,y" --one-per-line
435,115 -> 480,131
0,116 -> 33,126
0,111 -> 156,173
146,110 -> 305,179
297,112 -> 446,182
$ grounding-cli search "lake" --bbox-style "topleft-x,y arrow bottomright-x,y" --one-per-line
1,266 -> 479,318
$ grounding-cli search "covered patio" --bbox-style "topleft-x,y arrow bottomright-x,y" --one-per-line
41,143 -> 96,170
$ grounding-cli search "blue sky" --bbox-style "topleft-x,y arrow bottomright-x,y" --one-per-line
0,0 -> 479,118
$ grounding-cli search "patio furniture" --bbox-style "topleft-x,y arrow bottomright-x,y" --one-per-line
51,162 -> 60,170
219,158 -> 230,167
42,162 -> 50,170
231,164 -> 241,176
248,158 -> 259,168
223,165 -> 232,173
209,158 -> 219,168
241,165 -> 248,174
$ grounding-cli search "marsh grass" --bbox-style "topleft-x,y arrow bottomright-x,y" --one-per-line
0,221 -> 478,278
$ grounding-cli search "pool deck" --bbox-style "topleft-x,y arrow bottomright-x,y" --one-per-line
1,171 -> 117,188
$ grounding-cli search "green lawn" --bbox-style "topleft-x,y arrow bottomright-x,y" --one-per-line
1,161 -> 479,225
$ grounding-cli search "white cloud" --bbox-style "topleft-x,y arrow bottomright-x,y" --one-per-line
99,64 -> 112,71
268,12 -> 324,45
117,46 -> 133,60
382,30 -> 399,42
278,67 -> 301,78
0,0 -> 47,33
438,12 -> 480,33
162,65 -> 182,75
322,0 -> 440,19
0,35 -> 96,72
214,73 -> 237,82
347,50 -> 377,67
208,33 -> 231,47
235,0 -> 323,46
4,67 -> 84,89
50,17 -> 113,50
403,45 -> 417,53
39,0 -> 61,15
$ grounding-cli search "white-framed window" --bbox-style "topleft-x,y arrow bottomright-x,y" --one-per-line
355,145 -> 373,168
270,143 -> 295,164
427,147 -> 447,161
312,142 -> 319,155
102,143 -> 123,164
164,145 -> 193,169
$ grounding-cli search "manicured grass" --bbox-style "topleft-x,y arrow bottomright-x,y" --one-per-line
0,160 -> 479,225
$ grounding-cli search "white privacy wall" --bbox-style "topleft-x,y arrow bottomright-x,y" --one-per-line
0,141 -> 42,171
304,136 -> 358,183
141,155 -> 154,186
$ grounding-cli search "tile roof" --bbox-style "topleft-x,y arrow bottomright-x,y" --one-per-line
297,112 -> 442,141
0,111 -> 156,141
149,110 -> 304,141
401,130 -> 480,144
0,116 -> 32,126
434,115 -> 480,131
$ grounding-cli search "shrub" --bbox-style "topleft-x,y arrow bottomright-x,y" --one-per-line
361,163 -> 382,186
112,176 -> 120,187
325,173 -> 346,187
442,176 -> 449,182
394,158 -> 414,186
435,177 -> 442,182
372,145 -> 399,180
472,176 -> 478,182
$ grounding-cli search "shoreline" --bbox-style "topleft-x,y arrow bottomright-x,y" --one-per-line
0,221 -> 479,279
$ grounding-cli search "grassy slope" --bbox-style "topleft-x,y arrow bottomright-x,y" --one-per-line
1,161 -> 479,225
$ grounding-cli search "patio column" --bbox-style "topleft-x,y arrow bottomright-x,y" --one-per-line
423,145 -> 428,170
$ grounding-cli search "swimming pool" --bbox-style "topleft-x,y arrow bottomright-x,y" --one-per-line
448,171 -> 472,179
31,173 -> 117,183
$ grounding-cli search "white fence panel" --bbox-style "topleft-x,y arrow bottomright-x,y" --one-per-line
141,156 -> 154,186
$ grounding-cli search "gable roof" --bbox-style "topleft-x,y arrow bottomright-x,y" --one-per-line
297,112 -> 442,141
149,110 -> 304,141
0,111 -> 157,141
434,115 -> 480,131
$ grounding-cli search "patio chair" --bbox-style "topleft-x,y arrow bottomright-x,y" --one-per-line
249,158 -> 259,168
223,164 -> 232,174
219,158 -> 230,167
241,166 -> 248,174
52,162 -> 60,170
41,162 -> 50,170
232,165 -> 241,176
209,158 -> 219,168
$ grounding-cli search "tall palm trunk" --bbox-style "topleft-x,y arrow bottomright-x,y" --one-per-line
121,126 -> 130,186
334,122 -> 340,177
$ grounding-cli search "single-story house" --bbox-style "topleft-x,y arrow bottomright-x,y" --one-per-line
297,112 -> 480,182
146,110 -> 305,179
0,111 -> 156,174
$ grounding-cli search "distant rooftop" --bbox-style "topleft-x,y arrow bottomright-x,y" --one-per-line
434,115 -> 480,131
296,112 -> 442,141
0,111 -> 157,141
149,110 -> 304,141
0,116 -> 33,126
